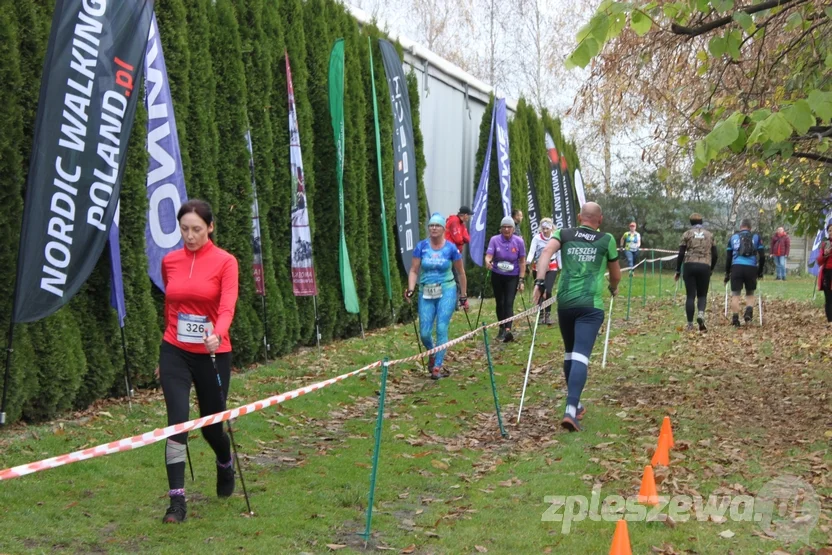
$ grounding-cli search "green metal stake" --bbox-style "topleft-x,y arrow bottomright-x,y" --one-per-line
626,270 -> 634,320
651,250 -> 655,277
642,258 -> 648,307
482,322 -> 507,438
361,358 -> 389,543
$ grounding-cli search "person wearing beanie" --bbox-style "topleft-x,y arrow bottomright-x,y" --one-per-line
526,218 -> 560,325
405,212 -> 469,379
675,213 -> 718,331
485,216 -> 527,342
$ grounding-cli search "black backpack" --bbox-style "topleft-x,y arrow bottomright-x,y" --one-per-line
737,231 -> 756,257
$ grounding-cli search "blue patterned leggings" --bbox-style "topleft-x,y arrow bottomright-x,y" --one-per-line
418,282 -> 457,368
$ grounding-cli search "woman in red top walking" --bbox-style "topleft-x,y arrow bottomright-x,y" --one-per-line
817,222 -> 832,323
157,199 -> 239,523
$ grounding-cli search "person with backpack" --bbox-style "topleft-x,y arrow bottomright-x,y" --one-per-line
724,219 -> 765,327
674,213 -> 718,331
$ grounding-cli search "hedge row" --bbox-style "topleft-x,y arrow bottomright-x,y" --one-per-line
0,0 -> 574,424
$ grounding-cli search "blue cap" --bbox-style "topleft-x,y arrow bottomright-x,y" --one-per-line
428,212 -> 445,227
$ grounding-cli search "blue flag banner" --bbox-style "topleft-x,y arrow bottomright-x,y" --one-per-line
495,98 -> 511,218
470,107 -> 497,267
145,12 -> 188,292
108,202 -> 126,328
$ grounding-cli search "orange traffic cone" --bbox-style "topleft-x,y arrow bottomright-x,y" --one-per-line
660,416 -> 675,449
638,465 -> 659,506
609,519 -> 632,555
651,430 -> 671,467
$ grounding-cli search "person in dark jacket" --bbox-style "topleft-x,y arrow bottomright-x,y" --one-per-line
674,213 -> 718,331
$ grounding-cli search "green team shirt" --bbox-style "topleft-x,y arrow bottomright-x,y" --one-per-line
552,226 -> 618,310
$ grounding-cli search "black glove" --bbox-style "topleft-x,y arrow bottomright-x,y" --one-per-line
723,274 -> 730,285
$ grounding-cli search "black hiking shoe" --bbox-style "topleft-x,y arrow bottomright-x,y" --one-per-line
503,330 -> 514,343
162,495 -> 186,524
216,462 -> 236,498
496,327 -> 506,341
744,306 -> 753,323
697,315 -> 707,331
731,314 -> 741,327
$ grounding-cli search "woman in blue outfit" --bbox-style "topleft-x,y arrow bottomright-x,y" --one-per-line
405,213 -> 469,379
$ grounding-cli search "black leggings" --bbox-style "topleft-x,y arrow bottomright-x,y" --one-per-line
683,262 -> 711,322
823,269 -> 832,322
491,272 -> 519,330
159,341 -> 232,490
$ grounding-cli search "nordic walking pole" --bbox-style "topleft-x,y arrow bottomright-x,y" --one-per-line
758,282 -> 763,326
517,295 -> 543,424
724,282 -> 729,317
601,295 -> 615,369
519,293 -> 533,331
405,291 -> 427,372
118,327 -> 133,412
205,329 -> 253,515
463,304 -> 474,332
312,296 -> 322,356
474,270 -> 490,328
674,263 -> 682,302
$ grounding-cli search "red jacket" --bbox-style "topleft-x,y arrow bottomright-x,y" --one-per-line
162,240 -> 239,353
770,233 -> 791,257
445,214 -> 470,253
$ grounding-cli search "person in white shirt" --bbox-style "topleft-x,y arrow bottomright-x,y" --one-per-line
526,218 -> 560,325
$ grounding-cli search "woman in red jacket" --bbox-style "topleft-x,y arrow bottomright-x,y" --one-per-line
817,223 -> 832,323
157,199 -> 239,523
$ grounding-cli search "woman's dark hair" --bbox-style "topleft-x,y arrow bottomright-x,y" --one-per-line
177,199 -> 215,239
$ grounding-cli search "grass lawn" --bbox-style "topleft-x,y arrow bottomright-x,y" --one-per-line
0,272 -> 830,554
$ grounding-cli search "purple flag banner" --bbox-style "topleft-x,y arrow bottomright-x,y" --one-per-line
470,107 -> 497,267
495,98 -> 511,218
144,13 -> 188,292
108,202 -> 126,328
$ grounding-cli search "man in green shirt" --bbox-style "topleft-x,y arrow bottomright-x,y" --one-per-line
533,202 -> 621,432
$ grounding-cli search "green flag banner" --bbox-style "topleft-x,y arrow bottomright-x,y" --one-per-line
368,38 -> 392,302
328,39 -> 360,314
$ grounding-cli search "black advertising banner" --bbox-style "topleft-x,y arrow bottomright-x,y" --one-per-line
379,39 -> 419,272
12,0 -> 154,323
561,157 -> 576,228
545,132 -> 566,230
526,170 -> 541,238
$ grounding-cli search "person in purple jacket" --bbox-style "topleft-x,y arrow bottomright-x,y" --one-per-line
485,216 -> 527,342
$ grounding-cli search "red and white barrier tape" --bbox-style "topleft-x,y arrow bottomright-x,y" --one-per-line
0,361 -> 381,481
0,296 -> 559,481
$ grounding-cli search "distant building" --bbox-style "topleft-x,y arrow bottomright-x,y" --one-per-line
348,5 -> 517,222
